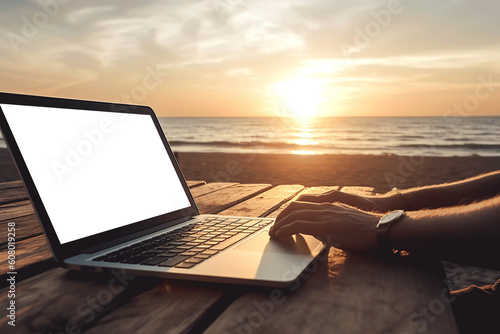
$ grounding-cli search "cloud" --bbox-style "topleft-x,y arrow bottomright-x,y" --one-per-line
0,0 -> 498,116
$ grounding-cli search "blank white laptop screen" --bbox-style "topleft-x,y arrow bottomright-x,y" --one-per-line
2,104 -> 191,244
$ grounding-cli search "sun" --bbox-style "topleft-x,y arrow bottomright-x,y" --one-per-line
274,78 -> 325,118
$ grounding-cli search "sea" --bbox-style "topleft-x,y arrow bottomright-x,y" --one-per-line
1,117 -> 500,157
159,116 -> 500,157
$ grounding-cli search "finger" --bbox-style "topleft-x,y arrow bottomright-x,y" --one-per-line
272,205 -> 323,231
330,201 -> 356,210
296,194 -> 319,202
317,189 -> 341,197
273,220 -> 325,239
297,193 -> 330,202
270,209 -> 309,238
315,190 -> 364,207
274,201 -> 323,225
270,207 -> 327,238
330,201 -> 375,216
297,189 -> 340,202
332,192 -> 379,211
330,191 -> 359,203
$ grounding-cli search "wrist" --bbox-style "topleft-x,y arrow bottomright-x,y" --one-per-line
392,188 -> 409,211
375,192 -> 406,212
386,212 -> 420,251
376,210 -> 405,252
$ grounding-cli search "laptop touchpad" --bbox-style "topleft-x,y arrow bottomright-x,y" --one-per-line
234,230 -> 316,255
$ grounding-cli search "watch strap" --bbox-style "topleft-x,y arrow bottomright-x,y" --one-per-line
376,210 -> 405,253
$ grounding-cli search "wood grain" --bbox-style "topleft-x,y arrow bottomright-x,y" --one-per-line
84,280 -> 226,334
186,180 -> 206,188
190,182 -> 238,198
0,180 -> 23,191
340,185 -> 377,195
0,214 -> 43,243
0,181 -> 28,204
0,200 -> 35,222
205,248 -> 458,334
218,184 -> 304,217
0,234 -> 52,276
0,267 -> 164,333
266,186 -> 340,219
196,183 -> 272,214
0,182 -> 42,244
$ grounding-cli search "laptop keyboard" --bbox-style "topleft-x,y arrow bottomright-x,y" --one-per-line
92,217 -> 272,269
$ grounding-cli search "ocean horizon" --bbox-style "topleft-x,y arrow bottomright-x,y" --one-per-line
1,116 -> 500,157
159,116 -> 500,157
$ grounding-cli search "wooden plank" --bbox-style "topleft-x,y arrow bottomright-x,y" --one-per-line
186,180 -> 206,188
0,200 -> 34,222
196,184 -> 272,214
205,248 -> 458,334
0,234 -> 52,275
340,186 -> 377,196
0,214 -> 43,243
82,183 -> 301,333
83,280 -> 228,334
0,180 -> 23,191
0,267 -> 165,333
218,185 -> 304,217
0,182 -> 28,204
0,200 -> 40,247
190,182 -> 238,198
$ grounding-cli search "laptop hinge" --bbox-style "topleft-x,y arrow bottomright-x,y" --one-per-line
82,215 -> 195,254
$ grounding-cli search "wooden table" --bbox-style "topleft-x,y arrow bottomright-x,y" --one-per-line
0,180 -> 459,333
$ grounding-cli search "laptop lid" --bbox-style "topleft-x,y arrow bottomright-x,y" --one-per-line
0,92 -> 199,263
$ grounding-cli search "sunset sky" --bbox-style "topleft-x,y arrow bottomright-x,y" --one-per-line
1,0 -> 499,117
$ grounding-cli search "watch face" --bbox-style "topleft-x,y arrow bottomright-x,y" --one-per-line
376,210 -> 405,250
381,211 -> 401,224
378,210 -> 405,228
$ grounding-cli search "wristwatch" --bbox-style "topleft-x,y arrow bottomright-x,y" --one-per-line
376,210 -> 405,252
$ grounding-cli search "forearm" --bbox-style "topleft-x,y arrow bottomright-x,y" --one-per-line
386,170 -> 500,211
305,171 -> 500,213
388,195 -> 500,268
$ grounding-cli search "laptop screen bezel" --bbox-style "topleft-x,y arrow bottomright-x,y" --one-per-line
0,92 -> 199,262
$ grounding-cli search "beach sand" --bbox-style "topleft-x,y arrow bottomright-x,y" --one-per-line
2,148 -> 500,193
174,152 -> 500,193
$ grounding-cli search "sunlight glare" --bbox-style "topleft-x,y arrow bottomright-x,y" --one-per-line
274,78 -> 324,118
293,138 -> 319,146
291,150 -> 316,155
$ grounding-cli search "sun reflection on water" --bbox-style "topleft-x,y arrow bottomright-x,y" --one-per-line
290,117 -> 321,155
293,138 -> 319,146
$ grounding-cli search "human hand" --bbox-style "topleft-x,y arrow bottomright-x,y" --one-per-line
269,201 -> 382,252
297,189 -> 396,212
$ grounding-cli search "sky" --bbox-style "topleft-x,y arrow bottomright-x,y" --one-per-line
0,0 -> 499,117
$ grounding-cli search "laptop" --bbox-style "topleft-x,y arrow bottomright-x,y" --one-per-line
0,92 -> 325,287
